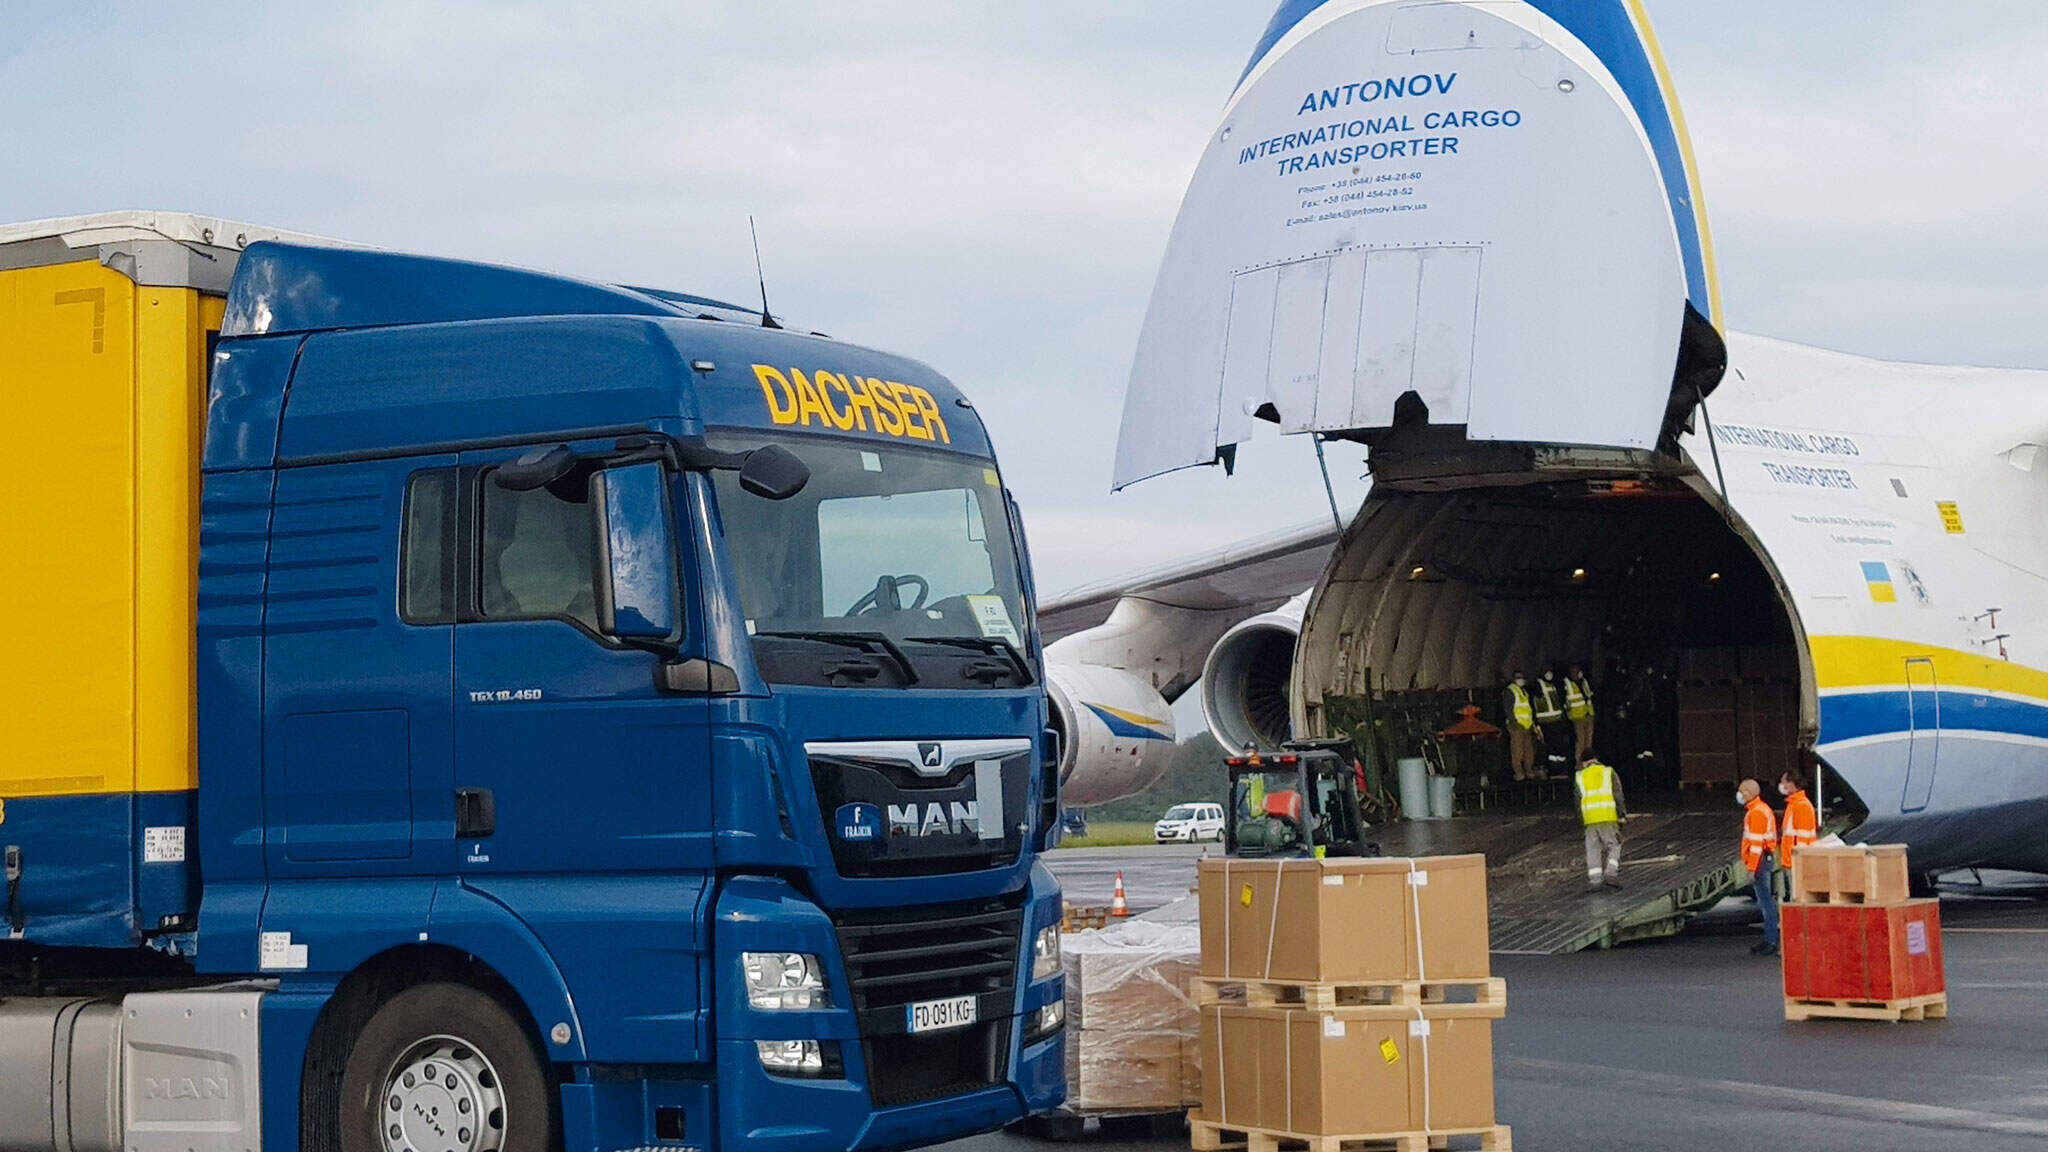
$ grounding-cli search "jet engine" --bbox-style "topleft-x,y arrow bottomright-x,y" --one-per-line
1200,596 -> 1305,753
1044,661 -> 1177,807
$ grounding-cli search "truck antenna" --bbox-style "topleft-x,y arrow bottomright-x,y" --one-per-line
749,216 -> 783,330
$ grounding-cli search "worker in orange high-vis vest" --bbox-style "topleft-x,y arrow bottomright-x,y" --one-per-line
1737,778 -> 1780,956
1778,768 -> 1819,898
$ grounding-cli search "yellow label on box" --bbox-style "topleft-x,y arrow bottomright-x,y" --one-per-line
1379,1038 -> 1401,1064
1240,883 -> 1254,907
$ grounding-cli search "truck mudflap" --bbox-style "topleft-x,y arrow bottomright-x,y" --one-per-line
711,870 -> 1065,1152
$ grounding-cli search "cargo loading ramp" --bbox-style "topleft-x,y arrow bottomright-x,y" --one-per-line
1374,812 -> 1748,955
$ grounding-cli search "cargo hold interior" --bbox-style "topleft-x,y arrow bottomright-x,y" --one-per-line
1294,479 -> 1834,804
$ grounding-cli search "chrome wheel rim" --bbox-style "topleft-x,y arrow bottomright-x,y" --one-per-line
379,1034 -> 508,1152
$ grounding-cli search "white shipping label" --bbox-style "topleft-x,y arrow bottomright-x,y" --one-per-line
259,931 -> 292,969
1323,875 -> 1344,886
142,825 -> 187,864
974,759 -> 1005,841
1408,1019 -> 1433,1037
1407,870 -> 1430,887
1906,920 -> 1929,956
965,595 -> 1022,644
1322,1018 -> 1346,1038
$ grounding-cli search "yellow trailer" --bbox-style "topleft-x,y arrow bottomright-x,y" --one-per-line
0,213 -> 322,830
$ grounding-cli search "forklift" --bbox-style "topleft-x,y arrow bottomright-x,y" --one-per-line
1224,739 -> 1376,858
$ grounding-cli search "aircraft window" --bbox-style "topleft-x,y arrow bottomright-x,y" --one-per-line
400,468 -> 457,625
479,479 -> 602,631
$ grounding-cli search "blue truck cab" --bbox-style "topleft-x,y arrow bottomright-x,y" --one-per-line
0,221 -> 1063,1152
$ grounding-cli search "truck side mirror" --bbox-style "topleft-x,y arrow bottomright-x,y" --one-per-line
594,462 -> 679,639
738,444 -> 809,500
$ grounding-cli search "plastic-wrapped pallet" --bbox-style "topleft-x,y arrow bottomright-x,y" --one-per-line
1061,917 -> 1202,1111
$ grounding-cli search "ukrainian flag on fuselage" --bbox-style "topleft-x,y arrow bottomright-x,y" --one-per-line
1238,0 -> 1720,328
1862,561 -> 1897,603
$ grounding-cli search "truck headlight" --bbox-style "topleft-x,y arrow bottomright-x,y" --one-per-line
756,1039 -> 824,1076
742,952 -> 826,1010
1031,925 -> 1062,981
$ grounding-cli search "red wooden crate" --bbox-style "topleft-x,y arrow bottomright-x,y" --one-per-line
1782,899 -> 1944,1002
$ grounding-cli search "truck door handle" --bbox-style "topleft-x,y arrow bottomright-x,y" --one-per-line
456,789 -> 496,838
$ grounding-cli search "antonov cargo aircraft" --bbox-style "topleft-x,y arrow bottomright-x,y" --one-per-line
1038,0 -> 2048,877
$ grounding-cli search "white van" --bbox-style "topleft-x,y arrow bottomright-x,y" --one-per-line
1153,802 -> 1226,843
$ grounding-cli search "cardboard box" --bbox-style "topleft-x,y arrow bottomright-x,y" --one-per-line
1791,844 -> 1910,905
1679,750 -> 1737,784
1179,1033 -> 1202,1106
1067,1028 -> 1187,1111
1062,918 -> 1202,1111
1783,899 -> 1944,1003
1197,1004 -> 1496,1136
1065,948 -> 1199,1032
1197,856 -> 1489,983
1677,683 -> 1737,712
1679,647 -> 1738,684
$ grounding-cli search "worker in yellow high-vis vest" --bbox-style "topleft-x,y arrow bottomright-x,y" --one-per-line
1565,664 -> 1596,759
1575,752 -> 1627,891
1504,670 -> 1537,781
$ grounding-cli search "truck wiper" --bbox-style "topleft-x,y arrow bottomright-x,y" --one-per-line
901,635 -> 1034,684
753,630 -> 919,685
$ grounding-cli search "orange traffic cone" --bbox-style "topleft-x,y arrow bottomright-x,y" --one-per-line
1111,870 -> 1130,917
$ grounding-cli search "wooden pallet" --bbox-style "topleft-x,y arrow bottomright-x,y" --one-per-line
1061,906 -> 1112,932
1788,889 -> 1876,905
1190,1115 -> 1510,1152
1784,991 -> 1948,1022
1194,976 -> 1506,1013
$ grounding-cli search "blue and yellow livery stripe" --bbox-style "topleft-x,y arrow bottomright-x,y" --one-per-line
1238,0 -> 1720,327
1813,634 -> 2048,747
1622,0 -> 1721,326
1084,702 -> 1174,742
1861,562 -> 1897,603
1811,635 -> 2048,701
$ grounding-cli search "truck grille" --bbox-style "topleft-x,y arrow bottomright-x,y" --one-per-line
833,900 -> 1021,1107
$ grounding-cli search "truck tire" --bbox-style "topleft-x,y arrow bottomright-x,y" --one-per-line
338,982 -> 559,1152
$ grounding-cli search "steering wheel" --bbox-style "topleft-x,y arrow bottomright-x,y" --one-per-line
844,574 -> 930,616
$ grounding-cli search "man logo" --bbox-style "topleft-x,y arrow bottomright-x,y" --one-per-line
142,1076 -> 231,1101
919,742 -> 944,768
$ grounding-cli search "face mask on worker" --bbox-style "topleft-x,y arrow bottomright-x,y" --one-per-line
1543,671 -> 1554,681
1736,790 -> 1750,807
1779,781 -> 1793,796
1514,677 -> 1526,687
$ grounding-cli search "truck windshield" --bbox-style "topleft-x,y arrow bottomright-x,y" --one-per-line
709,432 -> 1035,688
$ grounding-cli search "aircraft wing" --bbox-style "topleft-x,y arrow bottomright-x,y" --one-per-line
1039,516 -> 1341,643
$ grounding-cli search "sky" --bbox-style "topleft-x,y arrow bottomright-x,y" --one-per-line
8,1 -> 2048,598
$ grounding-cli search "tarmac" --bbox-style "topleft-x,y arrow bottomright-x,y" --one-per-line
949,845 -> 2048,1152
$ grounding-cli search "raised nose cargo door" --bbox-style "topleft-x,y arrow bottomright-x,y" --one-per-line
1115,0 -> 1723,489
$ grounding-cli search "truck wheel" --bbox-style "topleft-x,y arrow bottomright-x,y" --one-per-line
338,982 -> 559,1152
